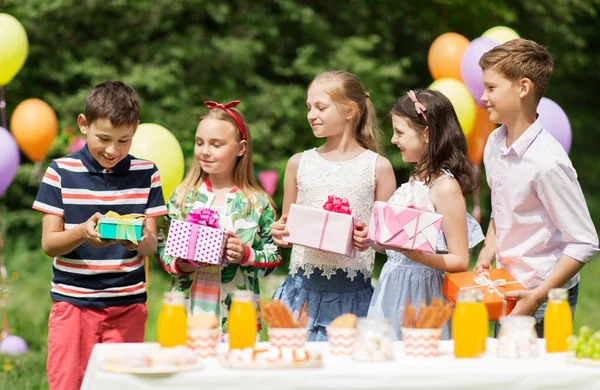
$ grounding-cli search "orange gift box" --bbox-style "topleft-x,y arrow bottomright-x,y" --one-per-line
443,269 -> 525,321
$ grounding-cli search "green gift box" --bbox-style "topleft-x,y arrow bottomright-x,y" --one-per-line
97,215 -> 144,244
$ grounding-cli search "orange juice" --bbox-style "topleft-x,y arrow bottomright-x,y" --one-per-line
474,300 -> 489,353
544,288 -> 572,352
228,290 -> 256,350
157,291 -> 188,347
452,290 -> 484,358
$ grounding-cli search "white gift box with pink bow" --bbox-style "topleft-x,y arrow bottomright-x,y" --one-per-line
369,182 -> 443,253
286,195 -> 356,257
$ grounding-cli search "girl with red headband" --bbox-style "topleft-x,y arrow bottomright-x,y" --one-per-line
156,101 -> 281,339
367,89 -> 483,340
270,70 -> 397,341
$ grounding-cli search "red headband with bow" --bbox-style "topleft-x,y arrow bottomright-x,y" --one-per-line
204,100 -> 247,140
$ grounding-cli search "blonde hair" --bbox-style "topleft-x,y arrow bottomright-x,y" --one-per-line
479,39 -> 553,102
309,70 -> 383,154
176,106 -> 273,215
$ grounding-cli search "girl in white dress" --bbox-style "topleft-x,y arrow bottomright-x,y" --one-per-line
270,70 -> 397,341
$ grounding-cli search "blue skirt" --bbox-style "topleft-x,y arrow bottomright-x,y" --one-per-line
273,268 -> 373,341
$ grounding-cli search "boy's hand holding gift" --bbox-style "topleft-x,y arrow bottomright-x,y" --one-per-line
285,195 -> 356,257
82,212 -> 116,248
369,182 -> 443,254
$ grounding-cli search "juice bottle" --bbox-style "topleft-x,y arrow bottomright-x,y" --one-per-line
452,290 -> 485,358
228,290 -> 257,350
157,291 -> 188,347
544,288 -> 572,352
474,293 -> 489,353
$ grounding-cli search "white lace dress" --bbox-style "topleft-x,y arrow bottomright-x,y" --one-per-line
274,148 -> 379,341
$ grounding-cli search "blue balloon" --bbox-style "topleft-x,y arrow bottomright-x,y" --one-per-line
0,126 -> 20,196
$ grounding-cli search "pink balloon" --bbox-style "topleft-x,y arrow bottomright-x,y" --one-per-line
258,170 -> 279,196
68,136 -> 86,154
537,97 -> 572,153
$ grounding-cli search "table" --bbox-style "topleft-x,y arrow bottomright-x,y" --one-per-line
81,339 -> 600,390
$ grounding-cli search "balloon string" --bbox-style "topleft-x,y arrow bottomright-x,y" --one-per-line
0,85 -> 7,130
472,164 -> 482,223
0,203 -> 9,339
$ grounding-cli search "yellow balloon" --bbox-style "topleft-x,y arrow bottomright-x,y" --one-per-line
130,123 -> 185,203
430,78 -> 476,137
0,13 -> 29,85
482,26 -> 520,44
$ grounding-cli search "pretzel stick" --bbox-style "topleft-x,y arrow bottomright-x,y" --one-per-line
414,302 -> 428,328
298,301 -> 308,328
404,301 -> 415,328
423,299 -> 443,328
438,303 -> 454,327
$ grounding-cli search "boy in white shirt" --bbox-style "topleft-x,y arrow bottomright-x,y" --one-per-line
475,39 -> 598,336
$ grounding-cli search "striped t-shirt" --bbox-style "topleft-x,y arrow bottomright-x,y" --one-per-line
33,144 -> 168,308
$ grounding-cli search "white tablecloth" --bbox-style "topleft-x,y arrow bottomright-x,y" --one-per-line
81,339 -> 600,390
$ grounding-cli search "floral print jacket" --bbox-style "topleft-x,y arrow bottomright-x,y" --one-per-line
155,178 -> 281,333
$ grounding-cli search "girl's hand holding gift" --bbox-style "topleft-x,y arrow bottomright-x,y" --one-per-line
474,245 -> 495,273
226,231 -> 247,264
353,221 -> 370,252
270,215 -> 291,247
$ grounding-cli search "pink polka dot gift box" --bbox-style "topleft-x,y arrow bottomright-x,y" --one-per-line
165,208 -> 226,265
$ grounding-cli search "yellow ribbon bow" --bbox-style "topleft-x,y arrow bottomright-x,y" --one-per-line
98,212 -> 146,244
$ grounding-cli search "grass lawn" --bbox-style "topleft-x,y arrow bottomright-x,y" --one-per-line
1,238 -> 598,390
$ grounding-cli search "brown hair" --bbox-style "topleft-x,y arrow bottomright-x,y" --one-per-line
392,89 -> 478,196
310,70 -> 383,154
479,39 -> 553,102
176,105 -> 274,215
85,80 -> 140,126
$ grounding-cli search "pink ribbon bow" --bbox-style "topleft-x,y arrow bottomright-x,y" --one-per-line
322,195 -> 352,215
407,90 -> 428,123
186,208 -> 221,229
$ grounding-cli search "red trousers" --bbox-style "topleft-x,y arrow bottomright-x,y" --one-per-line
46,301 -> 147,390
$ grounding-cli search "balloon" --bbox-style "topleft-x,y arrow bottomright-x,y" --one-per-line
467,105 -> 497,165
0,334 -> 28,355
427,32 -> 470,81
429,78 -> 477,137
482,26 -> 520,44
460,37 -> 498,105
0,14 -> 29,85
129,123 -> 184,202
10,98 -> 58,162
0,127 -> 20,196
258,170 -> 279,196
537,97 -> 572,153
68,136 -> 86,154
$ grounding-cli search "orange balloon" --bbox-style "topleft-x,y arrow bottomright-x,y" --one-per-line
10,98 -> 58,162
428,32 -> 470,81
467,105 -> 496,165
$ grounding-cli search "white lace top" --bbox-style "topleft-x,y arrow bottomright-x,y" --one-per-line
290,148 -> 379,280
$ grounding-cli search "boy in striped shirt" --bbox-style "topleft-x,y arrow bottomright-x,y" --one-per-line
33,81 -> 167,390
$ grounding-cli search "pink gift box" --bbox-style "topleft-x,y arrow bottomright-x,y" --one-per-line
165,220 -> 226,265
369,201 -> 442,253
286,203 -> 355,257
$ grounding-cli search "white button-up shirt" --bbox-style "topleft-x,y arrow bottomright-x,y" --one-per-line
484,118 -> 598,290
